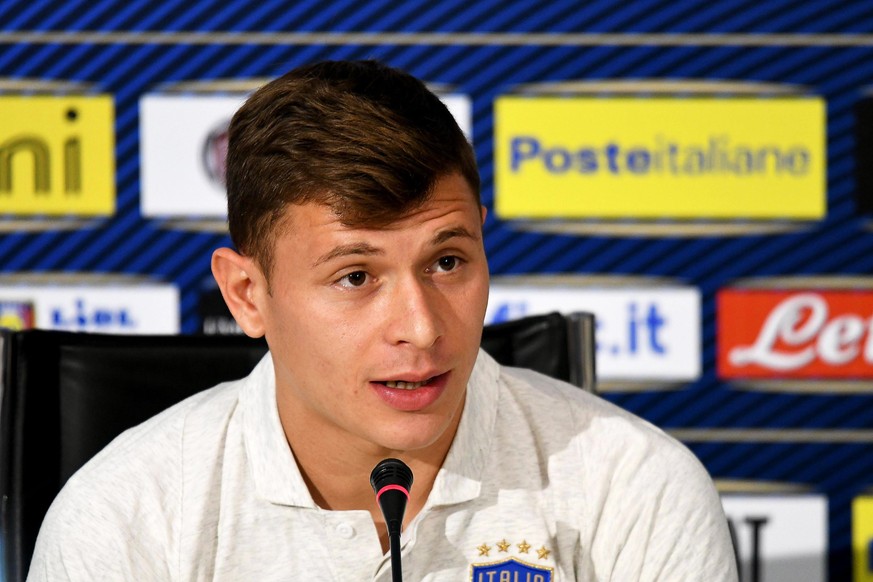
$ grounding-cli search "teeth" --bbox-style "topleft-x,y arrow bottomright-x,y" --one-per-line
385,379 -> 428,390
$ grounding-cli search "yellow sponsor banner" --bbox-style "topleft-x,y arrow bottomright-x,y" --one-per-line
0,95 -> 115,216
494,97 -> 825,220
854,496 -> 873,581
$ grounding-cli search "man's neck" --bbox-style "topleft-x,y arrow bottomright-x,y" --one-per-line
276,390 -> 464,553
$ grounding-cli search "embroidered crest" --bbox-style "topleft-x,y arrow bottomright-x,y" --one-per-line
470,557 -> 553,582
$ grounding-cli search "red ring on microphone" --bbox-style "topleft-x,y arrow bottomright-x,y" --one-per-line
376,484 -> 409,500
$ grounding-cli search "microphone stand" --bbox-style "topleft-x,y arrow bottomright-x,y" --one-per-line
388,528 -> 403,582
370,458 -> 414,582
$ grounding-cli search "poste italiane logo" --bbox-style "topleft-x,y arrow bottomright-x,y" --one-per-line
494,80 -> 825,235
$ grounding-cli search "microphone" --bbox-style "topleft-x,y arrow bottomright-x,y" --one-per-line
370,458 -> 414,582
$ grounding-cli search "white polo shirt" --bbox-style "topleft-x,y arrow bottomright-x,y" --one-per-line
28,350 -> 737,581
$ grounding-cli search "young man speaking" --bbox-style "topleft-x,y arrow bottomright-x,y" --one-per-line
29,60 -> 738,581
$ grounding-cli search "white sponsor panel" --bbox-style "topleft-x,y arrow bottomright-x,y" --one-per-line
722,494 -> 827,582
140,92 -> 472,219
485,285 -> 700,381
0,284 -> 179,334
140,94 -> 245,218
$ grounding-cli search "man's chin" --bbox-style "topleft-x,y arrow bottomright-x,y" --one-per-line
366,415 -> 460,455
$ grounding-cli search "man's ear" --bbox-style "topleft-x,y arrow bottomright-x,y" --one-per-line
211,247 -> 268,338
480,205 -> 488,226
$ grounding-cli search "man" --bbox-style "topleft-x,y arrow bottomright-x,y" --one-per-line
29,60 -> 737,580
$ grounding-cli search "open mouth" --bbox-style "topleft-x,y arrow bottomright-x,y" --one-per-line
372,372 -> 449,411
380,377 -> 435,390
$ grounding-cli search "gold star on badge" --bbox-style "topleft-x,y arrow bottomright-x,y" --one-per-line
496,539 -> 511,552
537,546 -> 551,560
478,543 -> 492,556
517,540 -> 531,553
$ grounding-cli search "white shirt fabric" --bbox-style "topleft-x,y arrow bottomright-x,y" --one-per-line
28,349 -> 738,581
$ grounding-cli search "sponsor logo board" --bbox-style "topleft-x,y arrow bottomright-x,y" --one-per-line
0,94 -> 115,216
722,494 -> 827,582
718,289 -> 873,379
486,284 -> 700,381
139,92 -> 471,219
0,285 -> 179,334
494,96 -> 825,220
140,94 -> 246,218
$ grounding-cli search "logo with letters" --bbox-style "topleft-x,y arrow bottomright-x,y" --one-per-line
494,93 -> 825,221
0,93 -> 115,216
0,283 -> 179,334
717,286 -> 873,380
487,281 -> 701,385
471,558 -> 553,582
470,539 -> 554,582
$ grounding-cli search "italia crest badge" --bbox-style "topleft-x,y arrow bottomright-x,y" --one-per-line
470,539 -> 554,582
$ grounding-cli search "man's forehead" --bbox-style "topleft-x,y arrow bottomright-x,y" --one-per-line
284,191 -> 480,233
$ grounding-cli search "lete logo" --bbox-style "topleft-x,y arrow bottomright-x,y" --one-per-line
717,290 -> 873,378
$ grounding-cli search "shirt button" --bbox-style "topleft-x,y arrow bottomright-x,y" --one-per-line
336,522 -> 355,539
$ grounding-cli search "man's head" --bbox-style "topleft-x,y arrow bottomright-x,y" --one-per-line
225,59 -> 480,282
213,61 -> 489,458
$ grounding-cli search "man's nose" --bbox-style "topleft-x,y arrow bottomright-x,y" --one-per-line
385,278 -> 443,349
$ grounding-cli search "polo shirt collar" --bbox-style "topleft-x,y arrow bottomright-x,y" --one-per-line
423,349 -> 500,508
241,349 -> 501,509
241,353 -> 317,507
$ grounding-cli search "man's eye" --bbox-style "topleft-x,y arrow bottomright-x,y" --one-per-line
340,271 -> 368,287
435,256 -> 458,272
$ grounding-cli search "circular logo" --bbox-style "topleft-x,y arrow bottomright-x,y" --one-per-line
202,120 -> 230,187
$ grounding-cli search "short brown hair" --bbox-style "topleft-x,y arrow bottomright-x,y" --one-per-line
225,60 -> 480,279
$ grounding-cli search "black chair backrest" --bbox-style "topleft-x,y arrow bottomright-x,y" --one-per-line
0,311 -> 594,582
481,311 -> 596,390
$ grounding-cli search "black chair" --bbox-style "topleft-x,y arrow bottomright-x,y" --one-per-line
0,311 -> 595,582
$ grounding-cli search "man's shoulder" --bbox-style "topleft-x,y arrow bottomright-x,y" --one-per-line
497,365 -> 647,432
490,368 -> 735,580
493,364 -> 727,540
75,379 -> 242,486
43,377 -> 244,531
28,356 -> 278,580
28,378 -> 247,580
496,365 -> 704,473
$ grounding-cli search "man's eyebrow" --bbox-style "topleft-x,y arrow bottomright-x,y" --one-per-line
312,227 -> 479,268
431,226 -> 481,246
313,242 -> 383,268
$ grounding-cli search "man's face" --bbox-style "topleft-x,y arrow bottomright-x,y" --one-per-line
257,173 -> 489,455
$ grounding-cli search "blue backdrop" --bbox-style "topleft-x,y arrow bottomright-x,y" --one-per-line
2,1 -> 873,579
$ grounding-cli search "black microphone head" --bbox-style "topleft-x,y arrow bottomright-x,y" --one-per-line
370,458 -> 414,495
370,458 -> 414,537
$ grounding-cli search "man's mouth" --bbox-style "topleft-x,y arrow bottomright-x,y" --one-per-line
371,372 -> 450,411
381,377 -> 434,390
